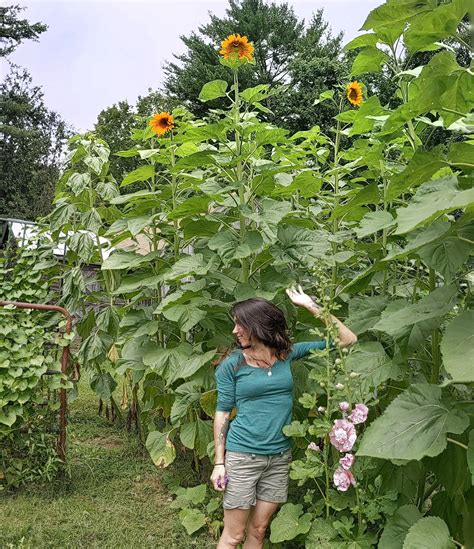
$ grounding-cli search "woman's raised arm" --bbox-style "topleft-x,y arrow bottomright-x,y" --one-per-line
286,285 -> 357,348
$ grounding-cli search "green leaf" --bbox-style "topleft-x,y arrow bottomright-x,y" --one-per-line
344,33 -> 379,51
347,295 -> 389,334
102,251 -> 158,271
384,220 -> 451,263
90,371 -> 117,400
180,418 -> 213,458
355,210 -> 395,238
305,518 -> 338,546
234,231 -> 264,260
404,0 -> 471,52
357,384 -> 469,460
240,84 -> 270,103
78,333 -> 106,364
373,285 -> 457,336
394,176 -> 474,235
198,80 -> 228,101
351,46 -> 387,75
121,165 -> 155,187
379,505 -> 422,549
167,350 -> 216,384
178,508 -> 207,535
162,302 -> 206,333
167,196 -> 211,220
146,430 -> 176,468
143,342 -> 192,378
170,382 -> 201,424
361,1 -> 431,45
349,96 -> 386,136
269,503 -> 312,543
346,342 -> 400,399
67,232 -> 95,263
270,226 -> 329,266
426,438 -> 470,496
441,310 -> 474,384
387,149 -> 446,201
67,172 -> 91,195
165,254 -> 214,281
403,517 -> 455,549
418,235 -> 471,282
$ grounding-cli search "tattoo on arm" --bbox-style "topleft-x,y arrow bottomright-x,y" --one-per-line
218,417 -> 229,446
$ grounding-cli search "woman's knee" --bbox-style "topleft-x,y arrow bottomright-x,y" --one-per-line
221,523 -> 246,545
247,522 -> 267,542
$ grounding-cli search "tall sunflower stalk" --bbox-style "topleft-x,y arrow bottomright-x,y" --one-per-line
220,34 -> 255,284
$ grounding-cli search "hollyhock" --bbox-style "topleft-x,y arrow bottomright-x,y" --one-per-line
307,442 -> 321,452
339,453 -> 354,470
333,466 -> 356,492
339,401 -> 350,413
349,403 -> 369,425
329,419 -> 357,452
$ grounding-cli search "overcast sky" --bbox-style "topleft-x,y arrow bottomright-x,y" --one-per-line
4,0 -> 380,132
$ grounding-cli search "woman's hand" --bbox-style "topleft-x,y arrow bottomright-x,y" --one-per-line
211,464 -> 227,491
286,285 -> 321,314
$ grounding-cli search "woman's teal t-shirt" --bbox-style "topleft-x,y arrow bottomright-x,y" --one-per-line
215,341 -> 327,455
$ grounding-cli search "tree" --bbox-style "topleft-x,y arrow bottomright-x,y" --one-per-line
272,10 -> 346,133
0,6 -> 69,220
163,0 -> 311,122
0,5 -> 47,57
0,65 -> 68,220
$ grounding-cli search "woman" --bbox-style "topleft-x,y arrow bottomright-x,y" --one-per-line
211,285 -> 357,549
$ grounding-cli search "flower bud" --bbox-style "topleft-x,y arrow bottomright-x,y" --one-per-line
319,381 -> 325,388
335,383 -> 344,390
349,372 -> 359,379
317,406 -> 326,413
335,358 -> 342,365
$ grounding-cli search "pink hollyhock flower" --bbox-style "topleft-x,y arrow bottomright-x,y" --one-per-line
339,401 -> 350,413
307,442 -> 321,452
329,419 -> 357,452
339,453 -> 354,470
333,466 -> 356,492
349,403 -> 369,425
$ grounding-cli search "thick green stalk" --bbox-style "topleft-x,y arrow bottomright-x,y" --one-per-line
169,136 -> 186,342
330,97 -> 344,299
233,69 -> 249,284
429,268 -> 441,384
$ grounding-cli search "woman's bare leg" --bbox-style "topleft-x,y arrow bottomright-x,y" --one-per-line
243,500 -> 280,549
218,508 -> 251,549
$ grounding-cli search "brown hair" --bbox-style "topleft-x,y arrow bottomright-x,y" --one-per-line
231,298 -> 292,360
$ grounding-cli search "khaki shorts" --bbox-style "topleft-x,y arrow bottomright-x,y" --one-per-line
223,450 -> 292,510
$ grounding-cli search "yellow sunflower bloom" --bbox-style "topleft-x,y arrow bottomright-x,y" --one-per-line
346,81 -> 363,107
219,34 -> 254,61
149,112 -> 174,136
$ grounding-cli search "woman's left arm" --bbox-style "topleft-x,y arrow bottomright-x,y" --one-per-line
286,285 -> 357,348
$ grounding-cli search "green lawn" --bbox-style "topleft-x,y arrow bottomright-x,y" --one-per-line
0,379 -> 213,548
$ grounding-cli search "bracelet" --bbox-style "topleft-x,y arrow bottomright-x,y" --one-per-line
214,463 -> 225,466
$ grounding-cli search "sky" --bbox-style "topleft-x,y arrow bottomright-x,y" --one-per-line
4,0 -> 380,132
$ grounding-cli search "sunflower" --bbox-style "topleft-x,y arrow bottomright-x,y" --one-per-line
346,81 -> 363,107
219,34 -> 254,61
149,112 -> 174,136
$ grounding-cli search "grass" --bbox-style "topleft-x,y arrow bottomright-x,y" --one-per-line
0,377 -> 214,548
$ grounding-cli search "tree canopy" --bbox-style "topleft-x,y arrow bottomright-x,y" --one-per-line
163,0 -> 348,131
0,5 -> 68,220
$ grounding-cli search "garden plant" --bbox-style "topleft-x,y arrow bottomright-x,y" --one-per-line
1,0 -> 473,546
